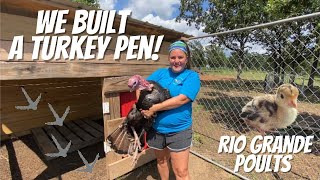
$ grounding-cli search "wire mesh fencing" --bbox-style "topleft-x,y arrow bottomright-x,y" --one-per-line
189,13 -> 320,180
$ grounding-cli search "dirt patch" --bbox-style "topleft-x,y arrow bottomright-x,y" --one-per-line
0,135 -> 107,180
192,116 -> 320,180
120,153 -> 237,180
0,134 -> 237,180
201,75 -> 235,81
192,74 -> 320,180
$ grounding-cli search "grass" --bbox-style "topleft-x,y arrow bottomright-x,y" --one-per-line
193,104 -> 205,111
192,132 -> 203,144
203,68 -> 320,87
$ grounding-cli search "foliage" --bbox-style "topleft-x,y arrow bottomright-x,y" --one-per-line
72,0 -> 100,8
178,0 -> 268,80
189,40 -> 206,68
259,0 -> 319,86
177,0 -> 267,33
206,44 -> 230,68
178,0 -> 319,87
190,40 -> 270,71
190,40 -> 232,69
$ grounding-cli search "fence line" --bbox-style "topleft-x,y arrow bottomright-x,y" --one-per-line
190,12 -> 320,180
189,12 -> 320,40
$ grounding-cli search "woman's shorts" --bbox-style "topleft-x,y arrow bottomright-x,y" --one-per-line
146,127 -> 192,152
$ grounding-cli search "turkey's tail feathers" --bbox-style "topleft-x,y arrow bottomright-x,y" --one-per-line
107,122 -> 146,156
107,124 -> 134,154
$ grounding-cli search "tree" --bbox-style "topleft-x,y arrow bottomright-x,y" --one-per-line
243,53 -> 269,71
188,40 -> 206,68
259,0 -> 320,86
178,0 -> 320,87
177,0 -> 267,80
205,45 -> 229,69
307,21 -> 320,91
307,2 -> 320,90
72,0 -> 100,8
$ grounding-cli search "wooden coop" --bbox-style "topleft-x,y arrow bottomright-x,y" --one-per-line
0,0 -> 191,179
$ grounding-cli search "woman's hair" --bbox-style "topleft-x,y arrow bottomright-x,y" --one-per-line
169,39 -> 191,69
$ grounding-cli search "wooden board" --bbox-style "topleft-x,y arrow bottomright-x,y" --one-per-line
102,93 -> 121,119
30,127 -> 57,155
31,118 -> 104,160
1,96 -> 101,120
108,148 -> 156,180
73,119 -> 102,138
0,77 -> 103,137
0,77 -> 101,86
1,103 -> 102,132
110,93 -> 121,119
102,76 -> 147,94
104,118 -> 125,137
0,61 -> 165,80
0,40 -> 170,63
102,78 -> 123,137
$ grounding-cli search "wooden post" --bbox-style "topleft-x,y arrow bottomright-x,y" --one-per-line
101,77 -> 156,179
102,78 -> 122,179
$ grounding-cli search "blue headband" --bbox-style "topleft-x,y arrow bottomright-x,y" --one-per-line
169,41 -> 188,55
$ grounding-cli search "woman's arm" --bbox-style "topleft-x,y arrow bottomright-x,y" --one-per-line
141,94 -> 190,118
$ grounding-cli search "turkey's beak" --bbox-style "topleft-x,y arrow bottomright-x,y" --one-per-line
288,100 -> 297,108
129,84 -> 136,92
147,84 -> 154,91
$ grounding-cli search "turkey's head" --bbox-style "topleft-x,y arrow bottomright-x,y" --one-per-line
128,75 -> 153,92
275,83 -> 299,108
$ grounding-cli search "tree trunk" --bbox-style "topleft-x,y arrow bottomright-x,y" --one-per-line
274,52 -> 281,85
236,46 -> 245,81
307,57 -> 319,90
308,27 -> 320,90
280,59 -> 286,84
289,59 -> 296,84
236,60 -> 243,80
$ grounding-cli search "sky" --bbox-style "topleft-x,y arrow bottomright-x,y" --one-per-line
98,0 -> 206,37
97,0 -> 266,55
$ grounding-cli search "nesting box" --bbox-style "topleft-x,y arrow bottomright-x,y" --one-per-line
102,77 -> 156,179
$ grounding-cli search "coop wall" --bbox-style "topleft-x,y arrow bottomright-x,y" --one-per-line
0,78 -> 102,139
0,5 -> 174,139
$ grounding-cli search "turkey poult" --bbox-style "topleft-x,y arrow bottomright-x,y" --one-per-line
240,83 -> 299,135
107,75 -> 171,161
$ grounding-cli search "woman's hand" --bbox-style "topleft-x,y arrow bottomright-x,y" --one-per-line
141,106 -> 156,119
141,94 -> 190,119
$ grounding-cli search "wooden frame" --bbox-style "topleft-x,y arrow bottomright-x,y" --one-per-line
101,77 -> 156,179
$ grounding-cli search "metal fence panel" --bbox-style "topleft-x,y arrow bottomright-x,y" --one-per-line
190,13 -> 320,180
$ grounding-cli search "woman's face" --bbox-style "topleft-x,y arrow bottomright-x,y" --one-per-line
169,49 -> 188,73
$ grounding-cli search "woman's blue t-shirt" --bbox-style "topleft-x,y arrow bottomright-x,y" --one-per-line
147,68 -> 200,134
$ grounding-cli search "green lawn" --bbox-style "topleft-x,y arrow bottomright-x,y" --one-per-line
203,68 -> 320,87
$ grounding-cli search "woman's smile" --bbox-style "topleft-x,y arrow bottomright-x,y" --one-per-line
169,49 -> 188,73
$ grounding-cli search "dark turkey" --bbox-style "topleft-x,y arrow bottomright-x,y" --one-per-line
107,75 -> 171,158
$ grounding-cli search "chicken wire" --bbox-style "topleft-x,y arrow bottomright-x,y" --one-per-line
189,13 -> 320,180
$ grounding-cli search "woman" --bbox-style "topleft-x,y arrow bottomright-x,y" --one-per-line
141,40 -> 200,180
